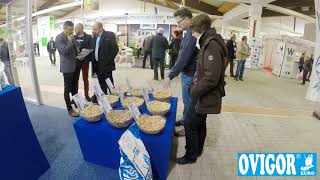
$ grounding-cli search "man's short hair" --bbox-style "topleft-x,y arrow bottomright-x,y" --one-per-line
95,22 -> 103,29
174,7 -> 193,18
75,23 -> 84,29
157,28 -> 165,35
0,38 -> 4,42
191,14 -> 212,34
242,36 -> 247,41
63,21 -> 74,28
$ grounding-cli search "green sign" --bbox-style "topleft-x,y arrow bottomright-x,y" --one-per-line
41,37 -> 48,46
50,16 -> 54,31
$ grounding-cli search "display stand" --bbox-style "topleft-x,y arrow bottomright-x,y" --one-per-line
74,97 -> 178,180
0,86 -> 50,180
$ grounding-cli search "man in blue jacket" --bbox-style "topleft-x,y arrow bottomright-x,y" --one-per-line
164,7 -> 198,127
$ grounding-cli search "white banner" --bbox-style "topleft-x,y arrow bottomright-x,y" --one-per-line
306,0 -> 320,102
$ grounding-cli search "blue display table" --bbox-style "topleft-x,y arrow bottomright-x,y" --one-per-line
0,86 -> 50,180
74,97 -> 177,180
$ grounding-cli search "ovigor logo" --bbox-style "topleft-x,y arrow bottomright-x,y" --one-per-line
238,153 -> 317,176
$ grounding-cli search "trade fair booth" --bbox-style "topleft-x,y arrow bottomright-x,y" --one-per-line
258,35 -> 316,79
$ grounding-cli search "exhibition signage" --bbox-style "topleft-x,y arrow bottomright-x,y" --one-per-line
238,152 -> 317,176
84,0 -> 99,11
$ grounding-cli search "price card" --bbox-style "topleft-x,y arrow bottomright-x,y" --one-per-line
126,78 -> 132,90
73,93 -> 88,110
129,104 -> 141,121
106,78 -> 115,89
97,96 -> 113,114
119,92 -> 125,102
143,88 -> 150,102
93,83 -> 105,99
147,82 -> 154,94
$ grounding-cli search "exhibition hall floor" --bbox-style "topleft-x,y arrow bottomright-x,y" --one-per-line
24,56 -> 320,180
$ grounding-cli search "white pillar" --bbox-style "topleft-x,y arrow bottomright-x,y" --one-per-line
306,0 -> 320,103
221,23 -> 228,39
248,1 -> 262,40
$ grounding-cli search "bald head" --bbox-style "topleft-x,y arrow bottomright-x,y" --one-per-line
92,22 -> 103,36
75,23 -> 84,35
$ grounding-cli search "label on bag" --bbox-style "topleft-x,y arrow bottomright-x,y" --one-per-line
143,88 -> 150,102
129,104 -> 141,121
106,78 -> 115,89
93,83 -> 105,98
73,93 -> 87,110
126,78 -> 132,90
97,96 -> 113,114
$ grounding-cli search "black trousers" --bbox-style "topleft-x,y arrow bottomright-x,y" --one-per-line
153,58 -> 165,80
63,72 -> 80,110
49,51 -> 56,65
184,99 -> 208,160
143,50 -> 153,68
302,70 -> 309,84
225,58 -> 234,76
98,71 -> 114,94
136,48 -> 142,58
170,55 -> 178,69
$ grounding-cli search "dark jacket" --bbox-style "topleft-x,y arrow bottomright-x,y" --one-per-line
55,32 -> 77,73
304,58 -> 314,72
143,35 -> 153,51
47,40 -> 56,52
190,28 -> 227,114
0,42 -> 10,62
226,39 -> 236,59
74,32 -> 93,63
91,30 -> 119,75
150,33 -> 169,59
168,29 -> 198,80
169,37 -> 182,57
299,56 -> 305,67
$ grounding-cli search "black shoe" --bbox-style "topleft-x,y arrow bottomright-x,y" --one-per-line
230,75 -> 235,77
301,83 -> 305,85
224,75 -> 227,77
175,120 -> 184,127
307,79 -> 310,82
234,77 -> 239,81
240,78 -> 244,81
176,155 -> 196,165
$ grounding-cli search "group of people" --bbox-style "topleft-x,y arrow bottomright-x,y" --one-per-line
299,52 -> 314,85
162,8 -> 226,164
138,27 -> 182,80
55,21 -> 118,117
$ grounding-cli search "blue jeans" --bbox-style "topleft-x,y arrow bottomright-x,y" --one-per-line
181,73 -> 193,123
235,60 -> 246,79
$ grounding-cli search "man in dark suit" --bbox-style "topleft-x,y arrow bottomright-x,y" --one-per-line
151,28 -> 169,80
47,37 -> 57,65
225,34 -> 236,77
55,21 -> 79,117
92,22 -> 119,94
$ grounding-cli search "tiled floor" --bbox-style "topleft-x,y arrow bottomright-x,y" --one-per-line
20,57 -> 320,180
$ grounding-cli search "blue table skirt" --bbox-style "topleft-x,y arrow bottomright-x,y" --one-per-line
74,97 -> 178,180
0,86 -> 50,180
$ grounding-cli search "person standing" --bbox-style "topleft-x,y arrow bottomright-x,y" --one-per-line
225,34 -> 237,77
177,14 -> 227,164
150,28 -> 169,80
302,55 -> 312,85
234,36 -> 250,81
169,30 -> 182,69
307,54 -> 314,81
164,7 -> 198,127
47,37 -> 57,65
92,22 -> 119,94
299,53 -> 305,73
74,23 -> 93,101
55,21 -> 79,117
0,38 -> 14,85
34,41 -> 40,56
135,33 -> 143,59
142,34 -> 153,69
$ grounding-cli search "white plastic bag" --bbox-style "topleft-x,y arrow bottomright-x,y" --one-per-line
118,124 -> 152,180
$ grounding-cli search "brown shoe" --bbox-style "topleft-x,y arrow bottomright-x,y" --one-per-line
85,96 -> 91,102
68,109 -> 79,117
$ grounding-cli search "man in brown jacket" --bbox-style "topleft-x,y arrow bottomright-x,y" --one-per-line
177,14 -> 227,164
